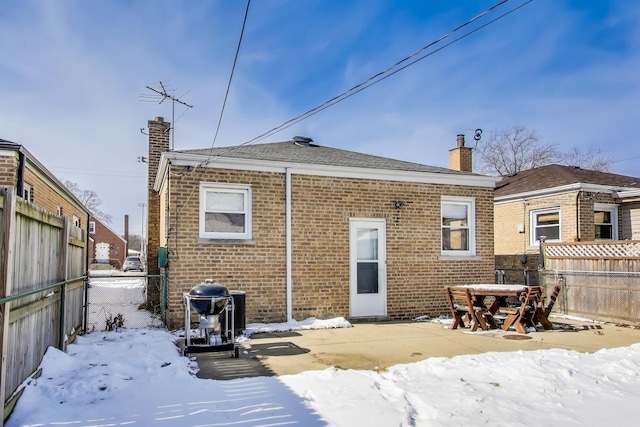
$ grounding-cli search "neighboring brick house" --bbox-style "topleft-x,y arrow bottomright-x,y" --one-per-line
494,164 -> 640,283
616,189 -> 640,240
88,215 -> 127,268
146,117 -> 497,328
0,138 -> 90,255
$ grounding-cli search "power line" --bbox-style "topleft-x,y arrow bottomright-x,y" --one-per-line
192,0 -> 532,169
241,0 -> 533,146
209,0 -> 252,150
612,155 -> 640,164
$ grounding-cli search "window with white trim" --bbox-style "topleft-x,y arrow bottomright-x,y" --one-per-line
199,183 -> 252,239
22,183 -> 33,203
594,203 -> 618,240
89,221 -> 96,234
441,196 -> 476,256
530,207 -> 560,245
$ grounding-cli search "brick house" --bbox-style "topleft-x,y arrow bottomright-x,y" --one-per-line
0,138 -> 90,248
494,164 -> 640,282
145,118 -> 497,328
88,215 -> 127,268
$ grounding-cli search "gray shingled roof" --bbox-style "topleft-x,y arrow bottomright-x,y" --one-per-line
495,164 -> 640,197
175,140 -> 478,176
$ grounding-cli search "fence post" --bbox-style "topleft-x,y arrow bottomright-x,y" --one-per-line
58,217 -> 70,350
1,187 -> 17,419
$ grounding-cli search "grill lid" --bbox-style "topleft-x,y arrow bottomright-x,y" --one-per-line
189,280 -> 229,315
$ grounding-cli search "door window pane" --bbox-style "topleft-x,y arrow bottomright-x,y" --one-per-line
357,263 -> 379,294
357,228 -> 378,260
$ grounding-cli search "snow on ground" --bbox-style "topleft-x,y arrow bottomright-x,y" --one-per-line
7,321 -> 640,427
10,275 -> 639,425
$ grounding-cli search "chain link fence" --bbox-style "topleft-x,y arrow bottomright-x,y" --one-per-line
86,274 -> 165,332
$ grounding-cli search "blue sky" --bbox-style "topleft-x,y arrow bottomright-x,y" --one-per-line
1,0 -> 639,235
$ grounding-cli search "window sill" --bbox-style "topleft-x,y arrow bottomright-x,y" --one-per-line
438,255 -> 482,261
197,238 -> 257,245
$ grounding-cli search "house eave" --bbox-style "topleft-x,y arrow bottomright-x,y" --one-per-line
495,183 -> 639,204
615,188 -> 640,202
154,152 -> 498,190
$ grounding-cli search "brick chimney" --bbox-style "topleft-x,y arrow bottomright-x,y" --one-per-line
146,117 -> 170,282
448,134 -> 473,172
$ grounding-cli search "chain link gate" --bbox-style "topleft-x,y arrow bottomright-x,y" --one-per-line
85,274 -> 166,333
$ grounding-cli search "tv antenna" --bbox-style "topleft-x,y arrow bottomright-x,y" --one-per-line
140,81 -> 193,149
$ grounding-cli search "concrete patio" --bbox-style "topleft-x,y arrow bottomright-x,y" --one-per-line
192,316 -> 640,379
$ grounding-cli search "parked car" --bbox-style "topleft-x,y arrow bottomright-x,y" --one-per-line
123,256 -> 144,272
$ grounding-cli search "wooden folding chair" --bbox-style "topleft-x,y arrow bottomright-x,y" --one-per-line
445,287 -> 490,331
501,286 -> 542,333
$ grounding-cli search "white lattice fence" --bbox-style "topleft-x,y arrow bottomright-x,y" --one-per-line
541,240 -> 640,325
545,241 -> 640,259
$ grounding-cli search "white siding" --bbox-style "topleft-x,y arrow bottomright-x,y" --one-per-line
621,202 -> 640,240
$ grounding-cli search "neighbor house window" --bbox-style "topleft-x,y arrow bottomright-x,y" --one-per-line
199,183 -> 252,239
441,196 -> 476,256
22,183 -> 33,203
89,221 -> 96,234
530,208 -> 560,245
594,203 -> 618,240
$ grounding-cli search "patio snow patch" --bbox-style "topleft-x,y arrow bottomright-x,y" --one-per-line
242,317 -> 352,337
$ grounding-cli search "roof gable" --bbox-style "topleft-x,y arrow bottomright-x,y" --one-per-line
495,164 -> 640,198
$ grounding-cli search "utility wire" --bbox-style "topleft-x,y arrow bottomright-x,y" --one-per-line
209,0 -> 251,150
195,0 -> 531,166
241,0 -> 533,146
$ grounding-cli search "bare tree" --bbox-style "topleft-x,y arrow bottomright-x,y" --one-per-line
475,126 -> 613,176
126,234 -> 143,252
476,126 -> 559,176
64,180 -> 113,224
560,146 -> 613,172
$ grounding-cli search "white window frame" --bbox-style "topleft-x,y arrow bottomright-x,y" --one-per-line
199,182 -> 252,239
22,183 -> 33,203
89,221 -> 96,234
530,207 -> 561,246
441,196 -> 476,256
594,203 -> 618,240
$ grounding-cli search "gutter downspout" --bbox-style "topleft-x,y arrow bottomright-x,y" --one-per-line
575,190 -> 582,241
286,168 -> 293,321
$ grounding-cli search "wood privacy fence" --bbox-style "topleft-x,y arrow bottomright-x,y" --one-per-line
540,241 -> 640,325
0,187 -> 86,419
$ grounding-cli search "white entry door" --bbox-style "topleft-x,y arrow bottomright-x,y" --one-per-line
349,219 -> 387,318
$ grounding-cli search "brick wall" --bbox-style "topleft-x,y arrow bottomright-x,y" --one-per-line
0,152 -> 16,185
160,164 -> 495,328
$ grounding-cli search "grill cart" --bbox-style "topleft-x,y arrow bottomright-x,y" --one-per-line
183,279 -> 239,358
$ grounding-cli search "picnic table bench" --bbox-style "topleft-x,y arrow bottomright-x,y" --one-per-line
444,284 -> 559,333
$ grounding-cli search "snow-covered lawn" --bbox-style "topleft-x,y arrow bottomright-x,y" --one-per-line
7,321 -> 640,426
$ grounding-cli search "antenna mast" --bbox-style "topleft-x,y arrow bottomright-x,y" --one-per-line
141,82 -> 193,150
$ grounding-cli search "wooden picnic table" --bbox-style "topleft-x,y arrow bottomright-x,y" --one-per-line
445,284 -> 554,334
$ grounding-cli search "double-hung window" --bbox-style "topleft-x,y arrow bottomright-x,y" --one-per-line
441,196 -> 476,256
530,208 -> 560,245
594,203 -> 617,240
199,183 -> 252,239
